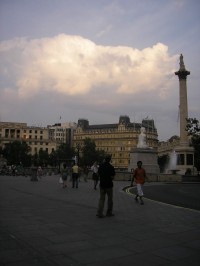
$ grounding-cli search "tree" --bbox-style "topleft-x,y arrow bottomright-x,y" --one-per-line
186,118 -> 200,175
56,143 -> 75,161
81,138 -> 106,166
168,135 -> 180,142
81,138 -> 97,166
38,149 -> 49,167
48,143 -> 75,169
48,150 -> 57,167
2,141 -> 31,166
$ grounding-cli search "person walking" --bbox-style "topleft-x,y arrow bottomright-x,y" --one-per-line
96,155 -> 116,218
71,162 -> 81,188
61,163 -> 69,188
134,161 -> 147,205
91,162 -> 99,190
82,165 -> 89,182
37,166 -> 43,179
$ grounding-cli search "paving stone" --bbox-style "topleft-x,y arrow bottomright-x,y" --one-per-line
0,176 -> 200,266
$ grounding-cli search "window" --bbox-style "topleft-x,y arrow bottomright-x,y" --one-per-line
186,154 -> 193,165
177,154 -> 184,165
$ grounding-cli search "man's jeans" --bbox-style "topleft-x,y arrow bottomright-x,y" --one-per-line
97,187 -> 113,216
72,173 -> 79,188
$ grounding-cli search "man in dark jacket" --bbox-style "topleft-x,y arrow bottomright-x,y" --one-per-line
96,155 -> 116,218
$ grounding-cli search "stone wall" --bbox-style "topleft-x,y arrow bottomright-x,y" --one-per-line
88,171 -> 182,183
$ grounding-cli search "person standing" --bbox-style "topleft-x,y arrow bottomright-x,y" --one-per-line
134,161 -> 147,205
71,162 -> 81,188
91,162 -> 99,190
61,163 -> 69,188
96,155 -> 115,218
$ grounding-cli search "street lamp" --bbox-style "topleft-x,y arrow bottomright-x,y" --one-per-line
76,144 -> 81,164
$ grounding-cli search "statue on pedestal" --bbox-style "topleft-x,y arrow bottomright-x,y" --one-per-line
137,127 -> 148,149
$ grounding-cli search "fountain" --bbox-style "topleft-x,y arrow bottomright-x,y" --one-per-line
167,150 -> 180,174
169,150 -> 177,169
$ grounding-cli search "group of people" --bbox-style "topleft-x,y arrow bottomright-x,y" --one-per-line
60,162 -> 83,189
60,156 -> 147,219
96,158 -> 147,218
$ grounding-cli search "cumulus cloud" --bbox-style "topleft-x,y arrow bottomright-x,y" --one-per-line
0,34 -> 177,103
0,34 -> 177,100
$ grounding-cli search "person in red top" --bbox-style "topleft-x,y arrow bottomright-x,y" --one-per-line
134,161 -> 147,205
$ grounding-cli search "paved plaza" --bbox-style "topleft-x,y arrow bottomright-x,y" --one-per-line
0,175 -> 200,266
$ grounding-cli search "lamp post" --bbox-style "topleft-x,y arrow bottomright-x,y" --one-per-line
76,144 -> 81,164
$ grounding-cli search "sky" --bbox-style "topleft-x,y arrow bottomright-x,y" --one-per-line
0,0 -> 199,141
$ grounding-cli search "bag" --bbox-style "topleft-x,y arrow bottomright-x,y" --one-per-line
59,177 -> 63,184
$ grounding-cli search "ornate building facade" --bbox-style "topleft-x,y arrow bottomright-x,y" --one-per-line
0,122 -> 57,155
73,116 -> 158,169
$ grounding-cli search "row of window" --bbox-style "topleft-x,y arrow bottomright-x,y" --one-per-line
30,147 -> 55,153
24,135 -> 43,140
28,142 -> 49,145
75,134 -> 137,139
177,154 -> 193,165
24,130 -> 44,134
3,129 -> 44,134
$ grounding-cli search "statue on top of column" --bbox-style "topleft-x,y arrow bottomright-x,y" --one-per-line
180,54 -> 185,70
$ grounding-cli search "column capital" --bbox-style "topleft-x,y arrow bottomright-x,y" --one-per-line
175,54 -> 190,79
175,70 -> 190,80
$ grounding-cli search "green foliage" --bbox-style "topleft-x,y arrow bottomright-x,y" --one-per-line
2,141 -> 31,166
81,138 -> 97,166
48,151 -> 57,167
56,143 -> 75,160
48,143 -> 75,167
81,138 -> 106,166
186,118 -> 200,174
168,135 -> 180,142
32,149 -> 54,167
186,118 -> 200,136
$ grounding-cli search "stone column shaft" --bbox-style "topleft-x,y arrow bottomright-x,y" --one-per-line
179,79 -> 189,145
175,54 -> 190,146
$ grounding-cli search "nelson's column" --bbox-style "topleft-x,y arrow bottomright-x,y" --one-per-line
174,54 -> 194,174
